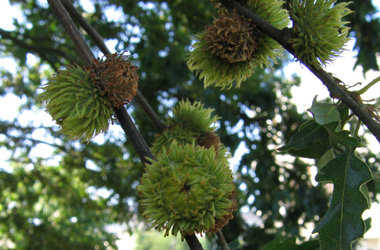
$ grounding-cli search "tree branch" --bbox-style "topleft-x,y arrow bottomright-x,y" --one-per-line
48,0 -> 94,66
218,0 -> 380,144
61,0 -> 167,133
184,234 -> 204,250
61,0 -> 111,55
114,107 -> 155,165
47,1 -> 202,249
47,0 -> 153,164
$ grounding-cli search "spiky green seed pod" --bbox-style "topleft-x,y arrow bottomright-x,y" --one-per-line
151,100 -> 225,157
187,0 -> 290,89
168,100 -> 219,133
152,126 -> 197,155
245,0 -> 291,65
38,65 -> 114,142
38,53 -> 138,143
137,141 -> 237,238
289,0 -> 353,68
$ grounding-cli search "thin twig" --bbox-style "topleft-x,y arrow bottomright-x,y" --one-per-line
216,230 -> 231,250
48,0 -> 94,66
114,107 -> 156,165
6,135 -> 67,152
219,0 -> 380,144
134,91 -> 167,133
48,1 -> 202,249
61,0 -> 111,55
355,75 -> 380,95
61,0 -> 167,133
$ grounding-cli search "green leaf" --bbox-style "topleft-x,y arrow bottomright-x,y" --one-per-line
313,150 -> 372,250
336,102 -> 350,125
323,123 -> 363,150
261,236 -> 320,250
364,218 -> 372,234
316,149 -> 336,170
278,120 -> 330,159
308,96 -> 340,126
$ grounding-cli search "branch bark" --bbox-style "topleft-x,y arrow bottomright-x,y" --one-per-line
184,234 -> 204,250
47,0 -> 202,249
219,0 -> 380,144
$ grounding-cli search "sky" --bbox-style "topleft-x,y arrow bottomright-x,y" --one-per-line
0,0 -> 380,246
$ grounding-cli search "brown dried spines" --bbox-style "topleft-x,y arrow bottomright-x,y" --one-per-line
208,190 -> 237,234
91,53 -> 139,108
203,12 -> 258,63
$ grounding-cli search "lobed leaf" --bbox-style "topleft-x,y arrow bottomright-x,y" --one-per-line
323,123 -> 363,150
278,119 -> 330,159
313,150 -> 372,250
308,96 -> 340,126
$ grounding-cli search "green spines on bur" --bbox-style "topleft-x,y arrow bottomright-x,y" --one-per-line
138,141 -> 237,238
289,0 -> 353,68
38,53 -> 139,143
38,65 -> 114,142
187,0 -> 290,89
168,100 -> 219,132
151,100 -> 224,156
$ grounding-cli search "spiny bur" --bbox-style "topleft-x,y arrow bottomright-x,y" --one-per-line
289,0 -> 352,68
137,141 -> 237,239
187,0 -> 290,89
38,52 -> 138,142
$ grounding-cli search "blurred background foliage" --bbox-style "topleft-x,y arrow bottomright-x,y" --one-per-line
0,0 -> 379,249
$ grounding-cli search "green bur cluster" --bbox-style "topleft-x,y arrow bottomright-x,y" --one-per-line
187,0 -> 290,89
137,141 -> 236,238
289,0 -> 353,67
151,100 -> 228,159
38,65 -> 114,142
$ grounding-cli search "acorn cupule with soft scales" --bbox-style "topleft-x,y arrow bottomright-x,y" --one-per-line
137,141 -> 237,238
38,53 -> 138,142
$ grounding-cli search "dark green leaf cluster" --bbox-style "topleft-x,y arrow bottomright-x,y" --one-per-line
280,97 -> 372,249
336,0 -> 380,73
